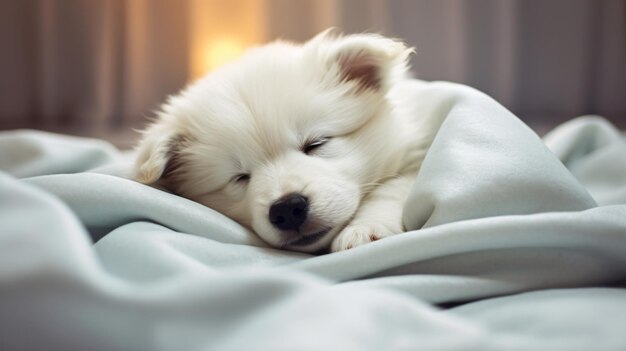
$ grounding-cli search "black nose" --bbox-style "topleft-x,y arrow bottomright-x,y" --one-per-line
269,194 -> 309,230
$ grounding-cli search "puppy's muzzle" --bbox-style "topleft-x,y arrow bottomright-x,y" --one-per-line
269,193 -> 308,230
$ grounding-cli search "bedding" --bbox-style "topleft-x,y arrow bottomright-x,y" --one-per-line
1,80 -> 625,350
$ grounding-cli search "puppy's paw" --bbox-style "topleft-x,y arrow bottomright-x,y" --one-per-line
331,223 -> 395,252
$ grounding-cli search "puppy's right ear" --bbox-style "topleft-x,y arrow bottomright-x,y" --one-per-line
306,29 -> 413,94
133,121 -> 183,184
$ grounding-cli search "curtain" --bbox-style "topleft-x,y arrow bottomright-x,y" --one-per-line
0,0 -> 189,140
1,0 -> 624,143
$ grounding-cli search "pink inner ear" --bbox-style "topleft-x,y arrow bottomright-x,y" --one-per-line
338,51 -> 381,91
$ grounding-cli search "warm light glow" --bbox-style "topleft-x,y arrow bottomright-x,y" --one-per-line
189,0 -> 266,80
202,38 -> 245,73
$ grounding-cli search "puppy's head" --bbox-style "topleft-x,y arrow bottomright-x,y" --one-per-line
134,31 -> 412,252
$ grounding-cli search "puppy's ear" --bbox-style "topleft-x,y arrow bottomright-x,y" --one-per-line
309,30 -> 414,93
133,120 -> 186,184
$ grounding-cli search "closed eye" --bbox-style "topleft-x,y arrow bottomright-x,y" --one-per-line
302,137 -> 330,155
232,173 -> 251,183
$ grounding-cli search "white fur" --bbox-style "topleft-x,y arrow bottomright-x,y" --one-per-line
134,30 -> 438,253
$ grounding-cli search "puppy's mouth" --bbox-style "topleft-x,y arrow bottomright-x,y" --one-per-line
286,228 -> 331,247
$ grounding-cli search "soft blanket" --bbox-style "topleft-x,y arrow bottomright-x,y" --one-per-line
1,81 -> 625,350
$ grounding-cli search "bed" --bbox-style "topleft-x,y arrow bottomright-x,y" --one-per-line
1,81 -> 625,350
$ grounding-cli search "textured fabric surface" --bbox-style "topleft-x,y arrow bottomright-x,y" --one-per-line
1,81 -> 625,350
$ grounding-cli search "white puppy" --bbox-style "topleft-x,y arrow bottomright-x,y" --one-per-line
134,30 -> 439,253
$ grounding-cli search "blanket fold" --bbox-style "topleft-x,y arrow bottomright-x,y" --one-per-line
403,83 -> 597,230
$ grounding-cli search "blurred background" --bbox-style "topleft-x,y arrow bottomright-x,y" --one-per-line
1,0 -> 624,148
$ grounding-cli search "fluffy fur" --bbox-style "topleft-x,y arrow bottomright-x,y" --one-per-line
134,30 -> 438,253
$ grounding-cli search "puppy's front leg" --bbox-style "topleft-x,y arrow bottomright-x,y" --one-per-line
331,174 -> 415,252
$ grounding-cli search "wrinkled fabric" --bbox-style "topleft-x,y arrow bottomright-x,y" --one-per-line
1,81 -> 626,350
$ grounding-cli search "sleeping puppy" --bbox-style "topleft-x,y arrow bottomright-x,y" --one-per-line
134,30 -> 439,253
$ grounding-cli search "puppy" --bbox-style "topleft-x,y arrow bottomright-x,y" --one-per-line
134,30 -> 439,253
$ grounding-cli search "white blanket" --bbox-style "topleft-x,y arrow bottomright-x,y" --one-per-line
1,80 -> 625,350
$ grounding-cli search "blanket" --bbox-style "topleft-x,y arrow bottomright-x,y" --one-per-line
1,80 -> 625,350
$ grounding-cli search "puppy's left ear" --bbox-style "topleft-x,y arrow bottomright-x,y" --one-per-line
309,30 -> 414,93
133,119 -> 186,185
